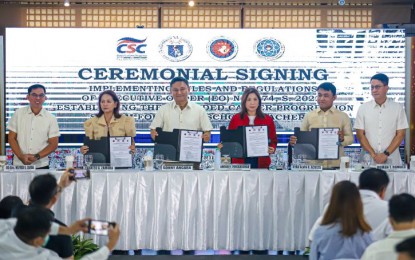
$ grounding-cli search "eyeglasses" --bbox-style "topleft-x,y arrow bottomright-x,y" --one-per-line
30,93 -> 46,98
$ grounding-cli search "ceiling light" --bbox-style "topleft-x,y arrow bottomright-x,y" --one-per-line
188,1 -> 195,7
64,0 -> 70,7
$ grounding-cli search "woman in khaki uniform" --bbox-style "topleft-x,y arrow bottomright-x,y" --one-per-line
80,90 -> 136,154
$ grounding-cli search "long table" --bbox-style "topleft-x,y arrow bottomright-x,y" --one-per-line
1,170 -> 414,250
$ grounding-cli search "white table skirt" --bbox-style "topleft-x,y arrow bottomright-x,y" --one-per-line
1,170 -> 415,250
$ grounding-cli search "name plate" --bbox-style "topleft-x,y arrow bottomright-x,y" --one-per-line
219,164 -> 251,171
291,164 -> 323,171
161,165 -> 193,171
376,165 -> 407,171
89,165 -> 115,171
4,165 -> 36,171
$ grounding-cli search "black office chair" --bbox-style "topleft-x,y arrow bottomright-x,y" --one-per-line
87,152 -> 106,164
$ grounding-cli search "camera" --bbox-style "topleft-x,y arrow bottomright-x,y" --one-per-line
69,168 -> 90,180
87,219 -> 116,236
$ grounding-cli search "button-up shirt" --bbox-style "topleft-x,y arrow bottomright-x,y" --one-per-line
7,106 -> 60,168
361,229 -> 415,260
150,101 -> 213,132
300,106 -> 353,168
355,99 -> 408,165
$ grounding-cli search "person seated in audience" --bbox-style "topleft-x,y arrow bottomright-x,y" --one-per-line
396,236 -> 415,260
219,87 -> 277,169
310,180 -> 373,260
24,170 -> 75,258
308,168 -> 391,244
0,206 -> 120,259
81,90 -> 136,155
0,195 -> 24,219
361,193 -> 415,260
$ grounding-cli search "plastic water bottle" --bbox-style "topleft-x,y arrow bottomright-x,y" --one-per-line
282,151 -> 288,170
214,148 -> 221,170
144,150 -> 153,171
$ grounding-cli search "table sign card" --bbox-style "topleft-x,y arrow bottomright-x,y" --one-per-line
4,165 -> 36,171
219,164 -> 251,171
89,165 -> 115,171
376,165 -> 407,171
161,165 -> 193,171
291,165 -> 323,171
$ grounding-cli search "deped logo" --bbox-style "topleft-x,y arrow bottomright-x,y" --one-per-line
117,37 -> 147,54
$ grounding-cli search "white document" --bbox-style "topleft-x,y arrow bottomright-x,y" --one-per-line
109,136 -> 132,168
245,126 -> 269,157
318,128 -> 339,160
179,130 -> 203,162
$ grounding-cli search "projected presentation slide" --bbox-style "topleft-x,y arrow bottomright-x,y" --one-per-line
5,28 -> 406,134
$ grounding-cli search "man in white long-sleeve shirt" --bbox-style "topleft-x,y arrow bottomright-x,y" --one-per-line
0,206 -> 120,260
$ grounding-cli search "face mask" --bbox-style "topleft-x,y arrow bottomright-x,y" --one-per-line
42,235 -> 50,247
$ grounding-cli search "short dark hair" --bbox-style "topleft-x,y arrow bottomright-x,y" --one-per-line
29,173 -> 59,206
370,73 -> 389,86
27,84 -> 46,94
317,82 -> 336,96
170,76 -> 189,88
396,236 -> 415,259
389,193 -> 415,223
96,90 -> 121,119
0,195 -> 24,219
14,206 -> 52,242
358,168 -> 389,193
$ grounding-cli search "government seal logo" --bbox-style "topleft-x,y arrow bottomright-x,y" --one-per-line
159,36 -> 193,62
255,38 -> 285,60
207,37 -> 238,61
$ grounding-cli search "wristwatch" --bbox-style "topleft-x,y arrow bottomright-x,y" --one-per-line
34,153 -> 41,160
383,150 -> 390,156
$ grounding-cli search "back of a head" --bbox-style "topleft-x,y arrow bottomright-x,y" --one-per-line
29,173 -> 58,206
14,206 -> 52,242
389,193 -> 415,223
322,180 -> 371,236
0,195 -> 24,219
359,168 -> 389,194
396,236 -> 415,260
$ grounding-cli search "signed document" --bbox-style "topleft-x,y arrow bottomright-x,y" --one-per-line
318,128 -> 339,160
245,126 -> 269,157
109,136 -> 132,168
179,130 -> 203,162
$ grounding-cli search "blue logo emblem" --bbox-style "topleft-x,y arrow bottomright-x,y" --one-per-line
207,37 -> 238,61
159,36 -> 192,62
255,38 -> 285,60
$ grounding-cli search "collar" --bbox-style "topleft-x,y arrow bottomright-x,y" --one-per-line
388,229 -> 415,239
372,98 -> 390,108
26,106 -> 44,116
359,189 -> 381,200
316,106 -> 336,114
172,101 -> 192,110
97,115 -> 116,126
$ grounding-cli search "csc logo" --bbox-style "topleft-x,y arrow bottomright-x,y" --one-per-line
117,37 -> 147,54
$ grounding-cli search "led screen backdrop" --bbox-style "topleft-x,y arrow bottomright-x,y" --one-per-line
5,28 -> 406,135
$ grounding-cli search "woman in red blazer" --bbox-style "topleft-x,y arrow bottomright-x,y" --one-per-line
227,87 -> 277,168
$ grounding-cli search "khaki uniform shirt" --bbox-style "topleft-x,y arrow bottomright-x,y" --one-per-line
300,106 -> 353,168
84,114 -> 136,140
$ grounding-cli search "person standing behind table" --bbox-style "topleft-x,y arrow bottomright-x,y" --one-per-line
7,84 -> 60,169
224,87 -> 277,169
149,76 -> 213,142
355,73 -> 408,165
80,90 -> 136,155
289,82 -> 353,169
310,181 -> 373,260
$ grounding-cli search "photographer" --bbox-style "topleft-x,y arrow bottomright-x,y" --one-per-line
0,206 -> 120,259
